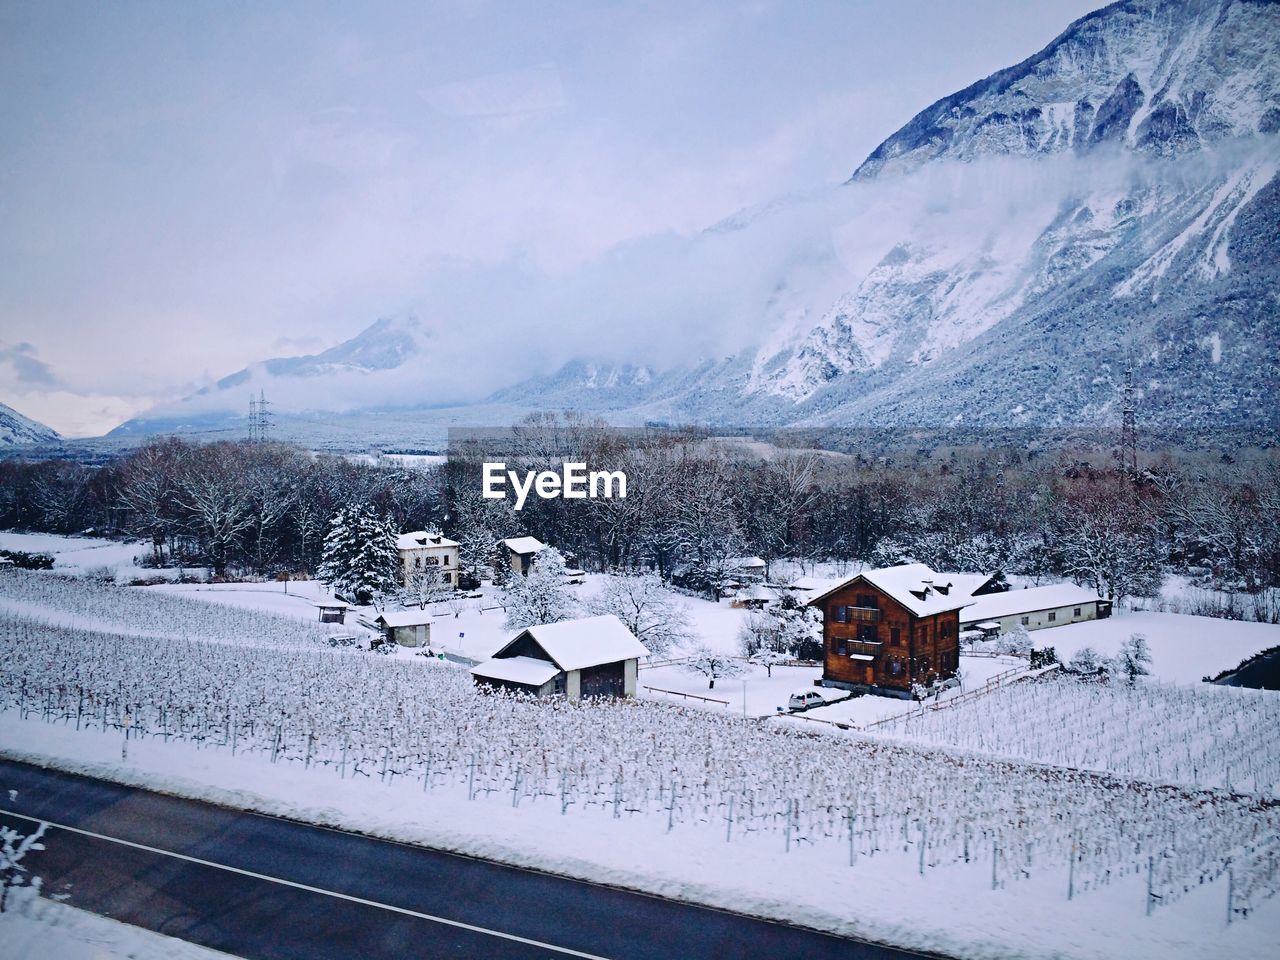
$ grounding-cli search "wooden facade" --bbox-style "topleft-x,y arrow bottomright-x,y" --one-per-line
810,576 -> 961,698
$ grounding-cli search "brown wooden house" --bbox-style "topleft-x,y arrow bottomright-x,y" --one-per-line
807,564 -> 968,699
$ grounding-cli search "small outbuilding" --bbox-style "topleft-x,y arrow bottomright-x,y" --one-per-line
959,584 -> 1111,634
498,536 -> 547,576
314,599 -> 350,624
470,614 -> 649,701
371,609 -> 433,647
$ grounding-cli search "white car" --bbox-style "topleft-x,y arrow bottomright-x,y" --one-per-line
788,690 -> 828,712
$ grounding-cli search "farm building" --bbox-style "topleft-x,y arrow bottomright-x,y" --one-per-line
313,599 -> 349,624
808,563 -> 967,699
960,584 -> 1110,634
370,609 -> 433,647
397,531 -> 460,589
498,536 -> 547,576
724,556 -> 767,583
470,614 -> 649,701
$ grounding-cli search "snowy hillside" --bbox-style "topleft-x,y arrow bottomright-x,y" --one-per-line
0,400 -> 60,446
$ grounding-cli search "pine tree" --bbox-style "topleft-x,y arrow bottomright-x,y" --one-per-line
317,505 -> 400,608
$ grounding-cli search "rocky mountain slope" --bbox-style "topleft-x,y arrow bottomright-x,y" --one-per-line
0,401 -> 60,446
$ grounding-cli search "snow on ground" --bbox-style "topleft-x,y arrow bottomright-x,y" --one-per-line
145,578 -> 335,622
1033,610 -> 1280,683
0,531 -> 149,579
3,713 -> 1277,960
1,888 -> 233,960
639,662 -> 823,716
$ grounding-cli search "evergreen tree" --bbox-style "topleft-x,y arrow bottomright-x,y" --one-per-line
317,505 -> 400,607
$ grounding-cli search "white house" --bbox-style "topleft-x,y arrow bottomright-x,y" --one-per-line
397,531 -> 460,589
960,584 -> 1111,634
725,556 -> 767,583
470,614 -> 649,701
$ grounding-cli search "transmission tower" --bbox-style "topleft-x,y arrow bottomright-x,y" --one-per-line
247,390 -> 272,442
255,389 -> 272,442
1119,361 -> 1137,478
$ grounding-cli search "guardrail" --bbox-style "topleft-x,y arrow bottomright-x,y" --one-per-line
642,685 -> 729,706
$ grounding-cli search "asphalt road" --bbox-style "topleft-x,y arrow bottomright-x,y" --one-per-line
0,757 -> 930,960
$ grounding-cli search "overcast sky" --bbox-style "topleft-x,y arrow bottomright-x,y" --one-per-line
0,0 -> 1101,436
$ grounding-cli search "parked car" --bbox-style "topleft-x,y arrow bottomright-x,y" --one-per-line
788,690 -> 827,712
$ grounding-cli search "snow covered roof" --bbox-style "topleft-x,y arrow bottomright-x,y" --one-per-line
313,599 -> 350,609
738,585 -> 779,601
496,614 -> 649,672
940,572 -> 998,597
961,584 -> 1103,623
808,563 -> 972,617
397,530 -> 459,551
727,556 -> 766,569
375,609 -> 434,628
470,656 -> 561,688
501,536 -> 547,555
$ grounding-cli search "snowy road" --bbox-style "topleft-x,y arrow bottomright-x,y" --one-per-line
0,759 -> 926,960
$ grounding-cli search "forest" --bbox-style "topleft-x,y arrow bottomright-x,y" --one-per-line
0,416 -> 1276,616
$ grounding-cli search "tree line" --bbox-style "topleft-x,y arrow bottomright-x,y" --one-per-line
1,420 -> 1277,611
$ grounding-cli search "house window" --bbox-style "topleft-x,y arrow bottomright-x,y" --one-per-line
1048,612 -> 1057,622
1021,616 -> 1030,626
890,627 -> 901,644
414,557 -> 422,569
834,605 -> 850,624
426,556 -> 440,566
837,638 -> 848,656
890,658 -> 902,676
1073,607 -> 1081,617
441,572 -> 451,584
857,625 -> 877,644
856,594 -> 878,609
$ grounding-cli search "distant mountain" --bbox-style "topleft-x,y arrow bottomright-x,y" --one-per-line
0,401 -> 60,446
113,0 -> 1280,447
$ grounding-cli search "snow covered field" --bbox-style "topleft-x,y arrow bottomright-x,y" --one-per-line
0,531 -> 149,579
2,570 -> 1280,959
1035,611 -> 1280,683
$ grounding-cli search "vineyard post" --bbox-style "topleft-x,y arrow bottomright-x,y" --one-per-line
919,824 -> 926,876
468,753 -> 476,801
785,798 -> 794,852
612,772 -> 620,819
1145,855 -> 1155,916
339,735 -> 349,779
512,767 -> 521,808
847,806 -> 855,867
1068,835 -> 1076,901
992,840 -> 999,890
423,751 -> 433,793
121,708 -> 130,762
725,793 -> 734,842
1226,867 -> 1233,925
667,781 -> 677,833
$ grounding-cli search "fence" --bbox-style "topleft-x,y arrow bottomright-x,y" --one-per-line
642,685 -> 729,707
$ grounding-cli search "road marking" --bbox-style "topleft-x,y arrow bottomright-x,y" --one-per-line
1,810 -> 613,960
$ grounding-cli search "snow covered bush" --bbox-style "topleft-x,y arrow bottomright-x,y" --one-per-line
682,645 -> 745,689
500,548 -> 577,630
0,822 -> 46,913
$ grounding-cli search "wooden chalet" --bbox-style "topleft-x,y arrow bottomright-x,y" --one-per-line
807,564 -> 968,699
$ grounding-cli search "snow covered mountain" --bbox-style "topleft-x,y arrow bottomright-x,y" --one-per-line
0,401 -> 60,446
505,0 -> 1280,435
114,0 -> 1279,445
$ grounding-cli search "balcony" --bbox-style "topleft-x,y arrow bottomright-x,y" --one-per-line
835,605 -> 881,624
835,639 -> 882,660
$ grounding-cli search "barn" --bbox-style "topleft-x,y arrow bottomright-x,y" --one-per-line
371,609 -> 433,647
960,583 -> 1111,634
808,563 -> 968,699
470,615 -> 649,702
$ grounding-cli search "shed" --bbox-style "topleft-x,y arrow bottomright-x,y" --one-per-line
372,609 -> 433,647
313,599 -> 350,624
470,614 -> 649,701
